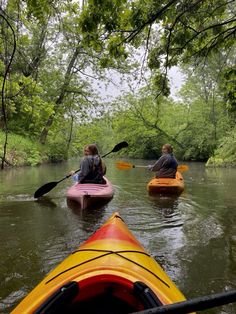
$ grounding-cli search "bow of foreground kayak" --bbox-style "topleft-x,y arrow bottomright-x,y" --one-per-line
12,212 -> 193,314
66,177 -> 114,209
147,171 -> 184,195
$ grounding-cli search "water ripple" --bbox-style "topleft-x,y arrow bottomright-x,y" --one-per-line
0,289 -> 27,312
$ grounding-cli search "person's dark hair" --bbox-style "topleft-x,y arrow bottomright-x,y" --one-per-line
163,143 -> 173,153
84,144 -> 99,155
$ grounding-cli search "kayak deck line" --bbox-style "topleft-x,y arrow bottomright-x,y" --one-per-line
113,213 -> 125,222
78,186 -> 109,191
45,249 -> 170,288
72,248 -> 150,256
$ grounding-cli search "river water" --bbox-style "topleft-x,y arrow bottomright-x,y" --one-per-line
0,159 -> 236,313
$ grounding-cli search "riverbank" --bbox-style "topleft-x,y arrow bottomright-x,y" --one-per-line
1,130 -> 236,168
206,157 -> 236,167
206,128 -> 236,167
0,131 -> 64,167
0,132 -> 46,166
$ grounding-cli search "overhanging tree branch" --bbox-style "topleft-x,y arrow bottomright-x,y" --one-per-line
173,17 -> 236,57
190,26 -> 236,61
119,0 -> 179,44
131,96 -> 185,149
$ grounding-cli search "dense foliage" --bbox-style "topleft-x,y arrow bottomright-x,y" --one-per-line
0,131 -> 47,166
206,127 -> 236,167
78,0 -> 236,96
0,0 -> 235,167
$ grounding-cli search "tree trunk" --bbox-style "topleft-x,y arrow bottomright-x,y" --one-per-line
66,114 -> 74,152
39,46 -> 80,144
1,13 -> 16,169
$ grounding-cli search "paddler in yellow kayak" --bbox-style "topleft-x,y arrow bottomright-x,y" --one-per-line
148,143 -> 178,178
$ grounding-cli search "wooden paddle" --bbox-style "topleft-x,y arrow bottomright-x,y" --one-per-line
34,141 -> 128,198
115,161 -> 189,172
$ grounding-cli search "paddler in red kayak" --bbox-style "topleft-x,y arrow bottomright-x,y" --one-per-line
148,143 -> 178,178
70,144 -> 106,184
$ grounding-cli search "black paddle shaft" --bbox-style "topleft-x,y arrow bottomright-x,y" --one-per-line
131,289 -> 236,314
34,141 -> 128,198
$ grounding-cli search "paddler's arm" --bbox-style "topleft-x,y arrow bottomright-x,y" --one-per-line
148,155 -> 166,172
78,157 -> 91,183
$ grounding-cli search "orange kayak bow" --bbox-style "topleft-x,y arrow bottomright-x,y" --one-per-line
13,212 -> 190,313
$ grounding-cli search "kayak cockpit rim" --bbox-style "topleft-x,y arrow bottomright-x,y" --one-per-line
34,277 -> 163,314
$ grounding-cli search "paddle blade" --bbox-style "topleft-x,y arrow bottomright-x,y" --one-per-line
115,161 -> 133,170
177,164 -> 189,172
34,181 -> 58,198
111,141 -> 128,152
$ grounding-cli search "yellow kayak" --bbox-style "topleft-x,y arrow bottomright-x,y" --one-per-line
147,171 -> 184,195
12,212 -> 189,313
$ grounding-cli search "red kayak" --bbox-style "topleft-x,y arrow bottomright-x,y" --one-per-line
66,177 -> 114,209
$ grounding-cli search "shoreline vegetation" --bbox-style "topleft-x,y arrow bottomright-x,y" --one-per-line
1,131 -> 236,169
0,131 -> 58,167
0,132 -> 50,168
206,128 -> 236,168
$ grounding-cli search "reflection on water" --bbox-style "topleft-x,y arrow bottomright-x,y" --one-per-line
66,199 -> 107,233
0,160 -> 236,313
36,196 -> 58,209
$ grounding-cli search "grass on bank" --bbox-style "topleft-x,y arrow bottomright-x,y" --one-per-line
0,131 -> 48,166
206,128 -> 236,167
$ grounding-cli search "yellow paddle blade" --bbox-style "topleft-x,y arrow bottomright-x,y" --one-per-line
177,164 -> 189,172
115,161 -> 134,170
